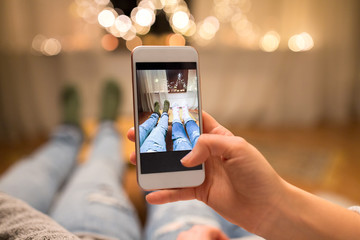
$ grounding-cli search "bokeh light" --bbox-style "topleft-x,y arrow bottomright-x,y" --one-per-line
101,34 -> 118,51
126,36 -> 143,51
138,0 -> 156,10
183,20 -> 197,37
107,24 -> 122,38
41,38 -> 62,56
122,26 -> 137,40
213,2 -> 234,22
98,9 -> 116,28
32,34 -> 47,52
134,7 -> 155,27
168,33 -> 186,46
288,32 -> 314,52
260,31 -> 280,52
115,15 -> 132,33
94,0 -> 110,6
172,11 -> 189,29
134,23 -> 151,35
162,0 -> 184,13
198,16 -> 220,40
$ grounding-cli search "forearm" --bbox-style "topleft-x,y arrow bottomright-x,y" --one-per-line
255,181 -> 360,240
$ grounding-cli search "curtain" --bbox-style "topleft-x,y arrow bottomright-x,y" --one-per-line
137,70 -> 167,113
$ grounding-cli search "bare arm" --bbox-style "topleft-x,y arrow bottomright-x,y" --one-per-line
145,113 -> 360,239
257,182 -> 360,239
128,112 -> 360,239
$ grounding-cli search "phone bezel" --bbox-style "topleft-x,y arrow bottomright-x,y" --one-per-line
131,46 -> 205,190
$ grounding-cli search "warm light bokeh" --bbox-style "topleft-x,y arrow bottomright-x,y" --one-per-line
101,33 -> 118,51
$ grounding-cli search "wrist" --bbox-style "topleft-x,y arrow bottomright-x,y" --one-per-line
253,180 -> 300,239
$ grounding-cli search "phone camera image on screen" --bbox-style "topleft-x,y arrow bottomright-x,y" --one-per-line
136,62 -> 202,174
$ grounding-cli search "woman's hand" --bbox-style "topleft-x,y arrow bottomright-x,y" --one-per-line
128,111 -> 360,239
127,111 -> 285,233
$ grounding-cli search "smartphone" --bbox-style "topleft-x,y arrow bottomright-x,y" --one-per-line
131,46 -> 205,190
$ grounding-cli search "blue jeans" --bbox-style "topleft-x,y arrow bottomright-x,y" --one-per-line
0,122 -> 141,240
185,119 -> 200,148
0,125 -> 82,213
144,200 -> 254,240
140,113 -> 168,153
139,113 -> 159,146
172,120 -> 192,151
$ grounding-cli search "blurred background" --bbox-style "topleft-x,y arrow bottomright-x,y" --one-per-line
1,0 -> 360,212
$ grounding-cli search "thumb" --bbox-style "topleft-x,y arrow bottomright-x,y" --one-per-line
181,134 -> 247,167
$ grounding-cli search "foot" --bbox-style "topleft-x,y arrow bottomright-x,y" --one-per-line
181,105 -> 192,122
163,100 -> 170,113
61,86 -> 80,126
154,101 -> 160,117
172,105 -> 180,122
100,80 -> 120,121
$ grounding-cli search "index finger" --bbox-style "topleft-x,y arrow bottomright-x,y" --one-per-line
181,134 -> 246,167
127,127 -> 135,142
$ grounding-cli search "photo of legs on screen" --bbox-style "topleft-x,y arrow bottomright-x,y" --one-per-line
137,65 -> 200,154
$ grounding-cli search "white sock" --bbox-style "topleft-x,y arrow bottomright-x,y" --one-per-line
172,106 -> 180,122
182,105 -> 192,122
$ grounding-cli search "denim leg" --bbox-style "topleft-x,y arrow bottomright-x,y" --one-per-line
144,200 -> 222,240
172,121 -> 192,151
185,120 -> 200,148
144,199 -> 253,240
140,113 -> 168,153
0,125 -> 82,213
49,122 -> 141,240
139,113 -> 159,146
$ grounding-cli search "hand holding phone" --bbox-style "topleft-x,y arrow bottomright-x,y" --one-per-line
131,46 -> 205,190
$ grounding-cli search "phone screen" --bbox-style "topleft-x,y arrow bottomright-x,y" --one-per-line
136,62 -> 202,174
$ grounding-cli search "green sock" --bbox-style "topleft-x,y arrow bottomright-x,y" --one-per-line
100,80 -> 120,121
154,101 -> 160,116
163,100 -> 170,113
61,86 -> 80,126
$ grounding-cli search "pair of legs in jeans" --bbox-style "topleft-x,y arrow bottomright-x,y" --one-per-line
139,103 -> 200,152
0,122 -> 251,239
0,123 -> 140,239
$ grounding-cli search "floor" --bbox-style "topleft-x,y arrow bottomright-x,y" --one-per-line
1,117 -> 360,224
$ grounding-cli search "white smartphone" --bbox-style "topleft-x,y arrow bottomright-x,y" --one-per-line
131,46 -> 205,190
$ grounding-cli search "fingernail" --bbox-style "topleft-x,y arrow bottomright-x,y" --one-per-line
180,152 -> 192,165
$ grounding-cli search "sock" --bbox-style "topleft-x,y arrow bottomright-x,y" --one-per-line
172,106 -> 180,122
61,86 -> 80,126
154,101 -> 160,117
163,100 -> 170,113
100,80 -> 120,121
182,105 -> 192,122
